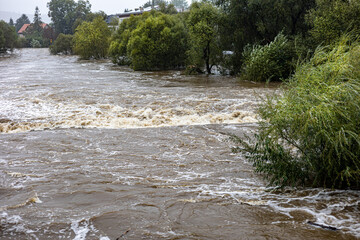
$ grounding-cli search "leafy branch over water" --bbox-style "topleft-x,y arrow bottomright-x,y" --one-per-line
232,37 -> 360,189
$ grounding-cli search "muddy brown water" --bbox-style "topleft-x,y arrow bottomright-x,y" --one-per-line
0,49 -> 359,239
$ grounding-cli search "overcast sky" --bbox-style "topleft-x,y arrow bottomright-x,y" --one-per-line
0,0 -> 192,16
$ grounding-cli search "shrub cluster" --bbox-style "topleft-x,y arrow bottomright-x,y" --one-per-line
109,11 -> 188,71
73,16 -> 111,59
233,38 -> 360,189
241,33 -> 295,82
49,34 -> 73,55
0,20 -> 18,52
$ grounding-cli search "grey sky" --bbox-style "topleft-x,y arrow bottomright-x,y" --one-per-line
0,0 -> 191,16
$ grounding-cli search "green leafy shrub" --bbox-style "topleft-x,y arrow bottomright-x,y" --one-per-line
73,16 -> 111,59
0,20 -> 18,52
50,33 -> 73,55
233,37 -> 360,189
108,11 -> 158,66
109,11 -> 188,70
127,13 -> 188,70
241,33 -> 295,82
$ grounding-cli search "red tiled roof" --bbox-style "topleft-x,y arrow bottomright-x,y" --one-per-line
17,23 -> 49,34
18,24 -> 30,34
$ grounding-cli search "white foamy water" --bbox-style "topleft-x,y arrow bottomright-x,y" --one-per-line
0,49 -> 358,239
0,49 -> 271,134
0,95 -> 258,133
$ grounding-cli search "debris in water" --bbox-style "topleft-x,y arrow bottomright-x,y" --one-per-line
307,221 -> 338,231
116,228 -> 131,239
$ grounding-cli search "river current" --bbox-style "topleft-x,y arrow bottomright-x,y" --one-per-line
0,49 -> 359,239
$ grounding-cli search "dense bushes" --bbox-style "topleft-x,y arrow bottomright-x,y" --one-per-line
307,0 -> 360,46
233,38 -> 360,189
241,33 -> 295,82
49,33 -> 73,55
0,20 -> 18,52
215,0 -> 316,75
73,16 -> 111,59
108,13 -> 147,66
128,13 -> 188,70
76,0 -> 360,76
109,11 -> 188,70
186,2 -> 221,74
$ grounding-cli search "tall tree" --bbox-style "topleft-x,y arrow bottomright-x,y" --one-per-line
15,14 -> 30,32
187,2 -> 221,74
9,18 -> 14,26
33,6 -> 43,33
0,20 -> 18,52
47,0 -> 91,35
158,2 -> 178,14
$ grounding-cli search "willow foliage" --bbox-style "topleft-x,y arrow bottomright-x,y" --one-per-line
234,37 -> 360,189
73,16 -> 111,59
242,33 -> 295,82
127,13 -> 188,70
109,11 -> 188,70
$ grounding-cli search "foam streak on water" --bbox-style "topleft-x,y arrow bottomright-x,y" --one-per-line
0,49 -> 359,239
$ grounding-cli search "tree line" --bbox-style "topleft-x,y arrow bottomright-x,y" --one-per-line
49,0 -> 360,76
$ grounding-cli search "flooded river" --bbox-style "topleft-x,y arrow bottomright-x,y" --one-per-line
0,49 -> 359,239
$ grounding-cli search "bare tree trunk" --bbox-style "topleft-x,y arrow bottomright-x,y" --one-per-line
205,42 -> 212,74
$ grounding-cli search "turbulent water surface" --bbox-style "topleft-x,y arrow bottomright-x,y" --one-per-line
0,49 -> 359,239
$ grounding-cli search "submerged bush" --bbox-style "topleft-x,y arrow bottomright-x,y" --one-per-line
73,16 -> 111,59
109,11 -> 188,70
50,34 -> 73,55
233,37 -> 360,189
127,13 -> 188,70
241,33 -> 295,82
108,12 -> 149,66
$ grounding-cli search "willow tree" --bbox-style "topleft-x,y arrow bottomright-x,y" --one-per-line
109,11 -> 157,66
127,13 -> 188,70
109,11 -> 188,70
307,0 -> 360,46
73,16 -> 111,59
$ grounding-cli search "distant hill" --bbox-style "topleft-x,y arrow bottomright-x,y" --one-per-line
0,11 -> 51,24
